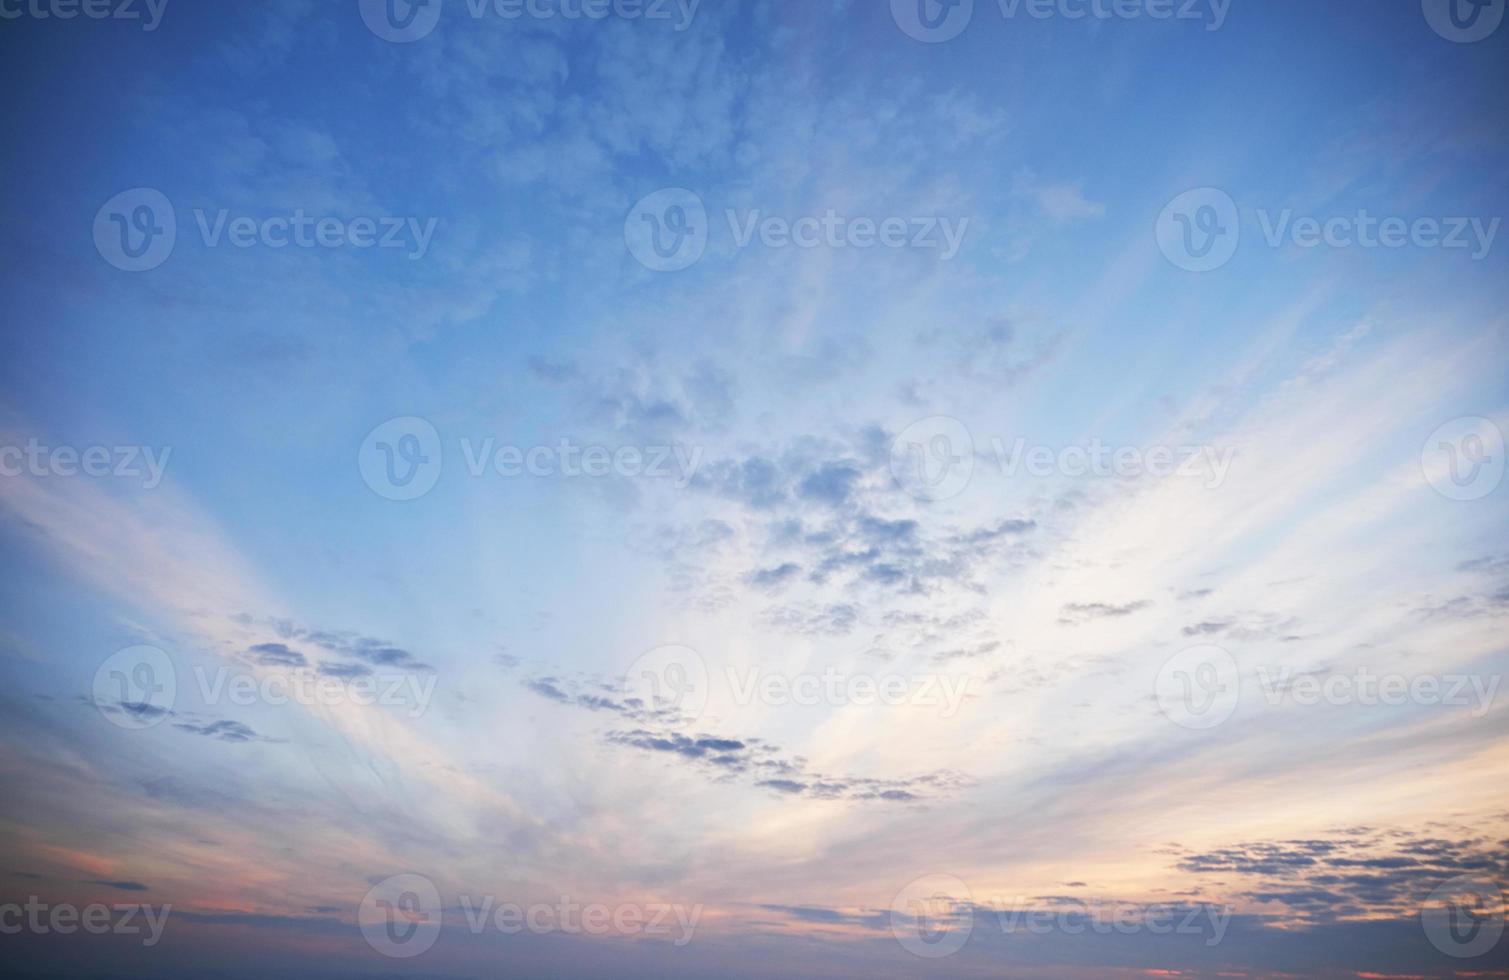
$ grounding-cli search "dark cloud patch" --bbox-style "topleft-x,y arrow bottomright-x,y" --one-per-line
173,719 -> 280,744
518,675 -> 670,725
240,617 -> 435,673
1058,600 -> 1153,625
247,642 -> 306,668
1174,828 -> 1509,924
746,562 -> 802,591
606,726 -> 969,805
317,662 -> 371,679
82,879 -> 149,892
759,602 -> 861,637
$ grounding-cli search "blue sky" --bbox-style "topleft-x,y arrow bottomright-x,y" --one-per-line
1,1 -> 1507,977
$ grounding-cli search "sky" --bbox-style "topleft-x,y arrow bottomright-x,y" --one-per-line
0,1 -> 1507,977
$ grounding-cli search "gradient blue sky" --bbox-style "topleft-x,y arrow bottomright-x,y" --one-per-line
1,1 -> 1507,977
